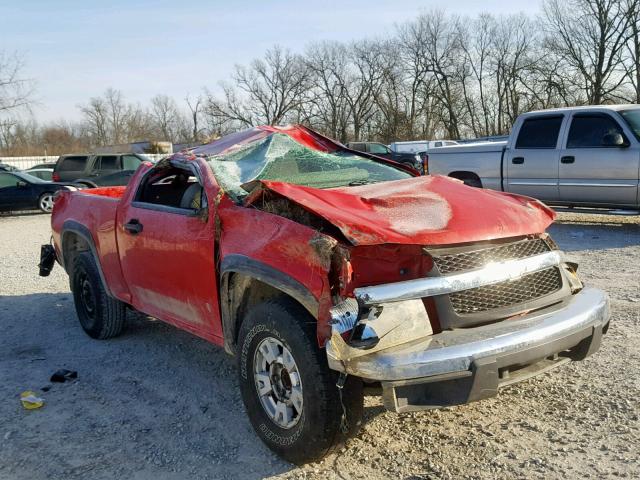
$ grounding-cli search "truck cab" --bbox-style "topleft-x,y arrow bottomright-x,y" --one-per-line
505,106 -> 639,207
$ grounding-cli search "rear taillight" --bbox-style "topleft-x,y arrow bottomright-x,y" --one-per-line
421,153 -> 429,175
52,172 -> 61,182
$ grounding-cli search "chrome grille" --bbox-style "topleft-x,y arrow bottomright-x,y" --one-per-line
432,238 -> 551,275
450,267 -> 563,314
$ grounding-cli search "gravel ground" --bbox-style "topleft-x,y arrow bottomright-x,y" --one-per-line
0,212 -> 638,480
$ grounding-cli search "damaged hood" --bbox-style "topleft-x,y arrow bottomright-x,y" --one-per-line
248,175 -> 556,246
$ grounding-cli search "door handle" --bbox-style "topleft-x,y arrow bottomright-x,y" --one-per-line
124,219 -> 143,234
561,156 -> 575,164
512,157 -> 524,164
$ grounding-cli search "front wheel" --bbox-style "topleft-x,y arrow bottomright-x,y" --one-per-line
237,297 -> 363,464
38,192 -> 55,213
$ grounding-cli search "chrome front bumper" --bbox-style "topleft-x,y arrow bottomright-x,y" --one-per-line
354,250 -> 564,306
327,287 -> 610,411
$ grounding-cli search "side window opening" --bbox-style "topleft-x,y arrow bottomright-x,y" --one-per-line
515,116 -> 563,149
122,155 -> 142,170
135,165 -> 206,212
58,156 -> 88,171
0,173 -> 17,188
567,114 -> 627,148
99,155 -> 119,170
368,143 -> 389,154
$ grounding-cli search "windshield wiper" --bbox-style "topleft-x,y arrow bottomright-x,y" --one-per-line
348,179 -> 374,186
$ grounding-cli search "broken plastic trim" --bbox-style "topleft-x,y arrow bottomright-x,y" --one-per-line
330,297 -> 429,351
328,299 -> 432,359
329,297 -> 381,349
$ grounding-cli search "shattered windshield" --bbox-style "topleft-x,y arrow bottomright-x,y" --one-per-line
205,133 -> 412,199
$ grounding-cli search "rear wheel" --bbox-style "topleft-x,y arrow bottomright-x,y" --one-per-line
71,252 -> 126,339
38,192 -> 55,213
463,177 -> 482,188
450,174 -> 482,188
237,297 -> 363,464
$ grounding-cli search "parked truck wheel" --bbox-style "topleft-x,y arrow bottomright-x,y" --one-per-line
237,297 -> 363,465
71,252 -> 126,339
463,178 -> 482,188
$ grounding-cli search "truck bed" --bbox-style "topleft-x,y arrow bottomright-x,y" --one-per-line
51,185 -> 130,301
80,186 -> 127,199
428,142 -> 506,191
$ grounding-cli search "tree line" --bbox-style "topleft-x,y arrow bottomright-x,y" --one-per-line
2,0 -> 640,156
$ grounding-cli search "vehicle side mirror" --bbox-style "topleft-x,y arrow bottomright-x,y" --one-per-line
16,181 -> 28,188
602,132 -> 629,148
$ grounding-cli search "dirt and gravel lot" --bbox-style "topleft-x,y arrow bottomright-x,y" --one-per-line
0,212 -> 638,480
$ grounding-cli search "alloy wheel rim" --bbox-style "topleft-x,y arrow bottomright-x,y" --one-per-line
40,194 -> 54,212
253,337 -> 303,429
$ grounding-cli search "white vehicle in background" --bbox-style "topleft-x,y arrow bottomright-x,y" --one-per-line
390,139 -> 459,153
427,105 -> 640,214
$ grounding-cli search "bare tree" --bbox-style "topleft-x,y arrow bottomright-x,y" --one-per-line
185,94 -> 205,142
80,88 -> 151,146
0,51 -> 35,116
150,94 -> 180,140
305,42 -> 351,142
125,104 -> 154,141
543,0 -> 631,104
394,19 -> 443,140
80,96 -> 110,145
492,15 -> 543,131
206,46 -> 311,128
342,40 -> 390,140
623,0 -> 640,102
104,88 -> 128,143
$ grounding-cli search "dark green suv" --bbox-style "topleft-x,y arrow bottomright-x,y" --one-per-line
52,153 -> 146,187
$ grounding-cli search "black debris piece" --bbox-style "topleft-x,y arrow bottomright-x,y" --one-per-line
50,369 -> 78,383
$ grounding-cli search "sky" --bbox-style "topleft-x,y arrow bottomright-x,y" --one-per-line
1,0 -> 542,123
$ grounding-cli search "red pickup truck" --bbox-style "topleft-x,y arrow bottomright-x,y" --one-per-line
40,125 -> 610,464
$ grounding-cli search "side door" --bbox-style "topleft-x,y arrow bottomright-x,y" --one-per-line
91,155 -> 119,180
504,115 -> 564,202
558,112 -> 639,206
115,162 -> 221,340
0,173 -> 33,210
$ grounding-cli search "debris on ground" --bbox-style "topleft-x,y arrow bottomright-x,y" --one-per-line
50,369 -> 77,383
20,391 -> 44,410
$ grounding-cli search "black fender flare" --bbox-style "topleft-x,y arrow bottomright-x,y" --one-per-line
60,220 -> 113,297
219,254 -> 320,354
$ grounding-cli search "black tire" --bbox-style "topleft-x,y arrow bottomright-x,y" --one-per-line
461,176 -> 482,188
71,252 -> 126,339
237,297 -> 363,464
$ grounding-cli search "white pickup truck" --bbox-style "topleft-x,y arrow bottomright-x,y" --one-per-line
427,105 -> 640,213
